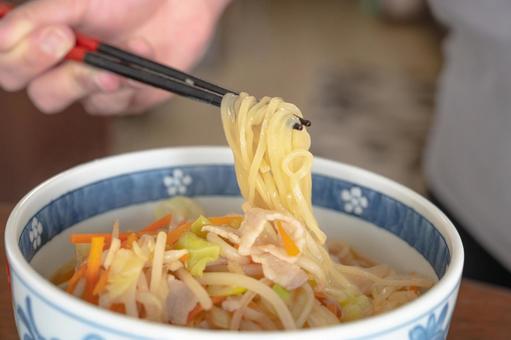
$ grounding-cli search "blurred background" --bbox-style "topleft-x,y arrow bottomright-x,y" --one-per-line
0,0 -> 440,202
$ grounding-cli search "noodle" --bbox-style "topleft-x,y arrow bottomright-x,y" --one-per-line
336,264 -> 432,288
207,233 -> 249,264
296,256 -> 327,285
295,283 -> 314,328
103,238 -> 120,269
240,319 -> 262,331
230,290 -> 257,330
150,232 -> 167,293
137,291 -> 162,321
199,272 -> 296,330
243,307 -> 278,330
307,300 -> 338,328
137,270 -> 149,291
124,282 -> 138,318
176,268 -> 212,310
112,220 -> 120,239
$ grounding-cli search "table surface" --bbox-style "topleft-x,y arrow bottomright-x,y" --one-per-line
1,203 -> 511,339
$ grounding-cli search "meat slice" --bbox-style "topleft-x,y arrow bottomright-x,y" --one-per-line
166,278 -> 198,325
251,253 -> 308,290
238,208 -> 306,259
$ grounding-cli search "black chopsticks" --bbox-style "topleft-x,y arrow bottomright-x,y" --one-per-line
67,35 -> 231,107
73,46 -> 227,107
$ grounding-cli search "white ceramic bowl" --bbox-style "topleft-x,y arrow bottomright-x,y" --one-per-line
5,147 -> 463,340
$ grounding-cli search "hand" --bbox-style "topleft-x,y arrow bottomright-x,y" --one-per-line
0,0 -> 230,114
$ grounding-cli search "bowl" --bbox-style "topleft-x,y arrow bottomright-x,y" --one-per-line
5,147 -> 463,340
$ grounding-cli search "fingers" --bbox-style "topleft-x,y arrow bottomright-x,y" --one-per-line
0,24 -> 74,91
27,36 -> 155,115
81,37 -> 160,115
27,62 -> 121,113
0,0 -> 86,51
0,0 -> 85,92
82,88 -> 135,115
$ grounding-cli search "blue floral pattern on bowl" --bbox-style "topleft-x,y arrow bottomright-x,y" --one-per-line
16,296 -> 50,340
409,303 -> 449,340
340,186 -> 369,215
16,295 -> 104,340
163,169 -> 193,195
28,218 -> 43,250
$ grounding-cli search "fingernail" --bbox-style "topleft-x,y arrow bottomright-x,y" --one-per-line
0,19 -> 33,51
39,27 -> 72,58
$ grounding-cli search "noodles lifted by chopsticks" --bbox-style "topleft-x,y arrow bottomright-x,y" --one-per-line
221,92 -> 324,243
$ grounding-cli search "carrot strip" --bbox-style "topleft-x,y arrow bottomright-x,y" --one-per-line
70,215 -> 171,245
92,268 -> 110,296
186,296 -> 225,324
314,291 -> 327,300
70,233 -> 127,244
208,215 -> 243,227
110,303 -> 126,314
66,265 -> 86,294
212,296 -> 225,305
83,236 -> 105,303
323,299 -> 342,318
276,221 -> 300,256
71,231 -> 157,245
179,253 -> 189,265
138,214 -> 172,233
166,222 -> 191,246
187,304 -> 202,323
85,236 -> 105,282
138,302 -> 146,319
408,286 -> 421,295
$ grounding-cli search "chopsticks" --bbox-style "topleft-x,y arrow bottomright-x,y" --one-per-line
67,43 -> 228,107
0,2 -> 231,107
0,2 -> 311,129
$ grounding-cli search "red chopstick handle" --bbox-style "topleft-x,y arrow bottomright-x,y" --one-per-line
75,32 -> 99,51
0,2 -> 13,18
65,46 -> 87,61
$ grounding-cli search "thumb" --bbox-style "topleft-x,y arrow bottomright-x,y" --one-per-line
0,0 -> 87,51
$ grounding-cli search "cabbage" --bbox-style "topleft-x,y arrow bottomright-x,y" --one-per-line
154,196 -> 203,222
190,215 -> 210,237
106,249 -> 145,301
176,232 -> 220,277
340,294 -> 373,321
